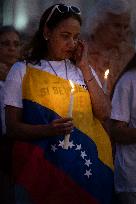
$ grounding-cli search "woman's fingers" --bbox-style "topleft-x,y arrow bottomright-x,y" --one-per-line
79,41 -> 88,61
53,117 -> 73,124
55,122 -> 74,132
75,40 -> 89,69
51,118 -> 74,135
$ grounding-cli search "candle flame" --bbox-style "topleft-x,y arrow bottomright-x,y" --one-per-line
104,69 -> 109,79
69,80 -> 74,90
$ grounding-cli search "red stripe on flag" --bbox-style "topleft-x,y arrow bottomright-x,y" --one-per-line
13,142 -> 99,204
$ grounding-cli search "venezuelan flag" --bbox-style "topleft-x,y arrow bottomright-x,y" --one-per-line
12,66 -> 114,204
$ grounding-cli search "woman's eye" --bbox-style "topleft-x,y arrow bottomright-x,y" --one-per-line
74,34 -> 80,41
14,41 -> 20,48
62,34 -> 69,39
0,41 -> 10,47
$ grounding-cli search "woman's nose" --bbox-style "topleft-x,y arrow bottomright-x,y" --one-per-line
68,38 -> 76,48
8,44 -> 16,51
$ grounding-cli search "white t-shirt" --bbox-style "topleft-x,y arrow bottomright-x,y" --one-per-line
111,70 -> 136,192
4,59 -> 102,109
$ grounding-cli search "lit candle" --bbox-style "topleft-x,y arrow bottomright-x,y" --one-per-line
63,80 -> 74,149
103,69 -> 109,94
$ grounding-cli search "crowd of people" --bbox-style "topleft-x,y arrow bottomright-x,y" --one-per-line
0,0 -> 136,204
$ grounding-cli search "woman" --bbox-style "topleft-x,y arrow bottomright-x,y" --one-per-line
0,25 -> 21,134
111,54 -> 136,204
4,4 -> 113,204
0,25 -> 21,203
0,26 -> 21,81
0,25 -> 21,135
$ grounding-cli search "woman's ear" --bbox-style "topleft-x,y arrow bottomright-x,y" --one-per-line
43,26 -> 50,41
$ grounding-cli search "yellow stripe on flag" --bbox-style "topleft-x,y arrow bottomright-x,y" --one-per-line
22,66 -> 113,170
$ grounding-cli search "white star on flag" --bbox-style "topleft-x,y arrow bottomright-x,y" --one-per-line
75,144 -> 82,150
58,140 -> 64,148
81,151 -> 87,159
85,159 -> 92,167
69,141 -> 75,149
51,144 -> 57,152
84,169 -> 92,178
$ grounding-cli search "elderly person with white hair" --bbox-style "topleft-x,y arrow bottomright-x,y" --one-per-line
85,0 -> 135,95
84,0 -> 136,203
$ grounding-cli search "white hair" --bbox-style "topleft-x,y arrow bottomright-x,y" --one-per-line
84,0 -> 131,36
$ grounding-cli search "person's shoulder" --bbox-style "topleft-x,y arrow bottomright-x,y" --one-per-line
6,61 -> 26,80
11,61 -> 26,70
118,70 -> 135,85
115,70 -> 136,93
121,69 -> 136,79
127,69 -> 136,81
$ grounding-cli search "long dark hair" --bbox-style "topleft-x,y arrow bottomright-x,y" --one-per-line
23,4 -> 82,64
111,53 -> 136,98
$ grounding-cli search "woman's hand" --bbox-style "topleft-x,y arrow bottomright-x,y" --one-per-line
74,40 -> 89,72
5,106 -> 74,140
72,41 -> 111,121
47,117 -> 74,137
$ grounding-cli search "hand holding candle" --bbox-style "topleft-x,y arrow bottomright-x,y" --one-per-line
103,69 -> 109,94
63,80 -> 74,149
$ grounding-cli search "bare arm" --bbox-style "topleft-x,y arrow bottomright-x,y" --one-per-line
5,106 -> 73,141
75,41 -> 111,121
81,66 -> 111,121
110,120 -> 136,144
0,63 -> 10,80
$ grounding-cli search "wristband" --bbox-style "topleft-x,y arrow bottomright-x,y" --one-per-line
84,76 -> 94,84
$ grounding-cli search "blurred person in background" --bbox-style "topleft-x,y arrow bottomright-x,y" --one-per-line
0,25 -> 21,136
0,26 -> 21,81
84,1 -> 135,161
111,53 -> 136,204
85,0 -> 135,95
0,25 -> 21,204
84,1 -> 136,203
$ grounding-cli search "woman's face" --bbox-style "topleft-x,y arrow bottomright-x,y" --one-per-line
44,17 -> 81,60
0,31 -> 20,66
